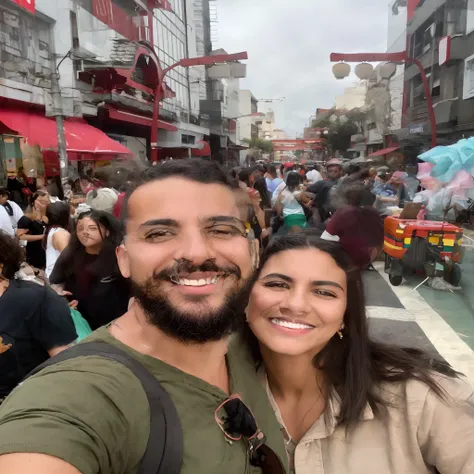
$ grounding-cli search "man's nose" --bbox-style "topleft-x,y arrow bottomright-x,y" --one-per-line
175,229 -> 213,264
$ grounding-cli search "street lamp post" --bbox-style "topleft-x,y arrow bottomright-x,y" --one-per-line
330,51 -> 437,149
151,51 -> 248,162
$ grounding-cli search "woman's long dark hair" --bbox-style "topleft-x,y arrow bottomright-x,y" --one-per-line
286,171 -> 301,193
43,202 -> 71,249
243,232 -> 459,428
58,210 -> 124,280
253,177 -> 271,209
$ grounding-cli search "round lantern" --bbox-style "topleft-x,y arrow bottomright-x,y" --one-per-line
332,62 -> 351,80
379,62 -> 397,80
355,63 -> 374,80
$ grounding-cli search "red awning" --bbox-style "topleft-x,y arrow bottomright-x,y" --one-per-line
367,147 -> 400,157
107,107 -> 178,132
0,109 -> 132,156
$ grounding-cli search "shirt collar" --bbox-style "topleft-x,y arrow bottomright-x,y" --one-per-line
259,367 -> 374,443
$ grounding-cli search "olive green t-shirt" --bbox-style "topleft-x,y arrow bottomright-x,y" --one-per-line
0,327 -> 288,474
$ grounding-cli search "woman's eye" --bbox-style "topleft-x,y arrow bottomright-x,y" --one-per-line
263,282 -> 289,289
313,289 -> 337,298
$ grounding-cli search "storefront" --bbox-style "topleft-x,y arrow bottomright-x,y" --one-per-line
0,107 -> 132,183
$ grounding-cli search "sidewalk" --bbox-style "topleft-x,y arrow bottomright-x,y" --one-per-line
364,265 -> 474,385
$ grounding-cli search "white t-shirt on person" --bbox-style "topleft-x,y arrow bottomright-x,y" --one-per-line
0,205 -> 15,236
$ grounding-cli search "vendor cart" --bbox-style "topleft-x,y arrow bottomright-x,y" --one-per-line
384,216 -> 464,286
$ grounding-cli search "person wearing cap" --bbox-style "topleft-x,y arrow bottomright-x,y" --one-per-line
86,188 -> 119,214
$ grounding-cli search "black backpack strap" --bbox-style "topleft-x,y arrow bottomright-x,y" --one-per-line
25,342 -> 183,474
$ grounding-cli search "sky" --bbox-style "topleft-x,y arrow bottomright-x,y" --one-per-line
216,0 -> 389,138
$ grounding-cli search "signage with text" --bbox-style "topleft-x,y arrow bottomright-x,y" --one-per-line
11,0 -> 35,13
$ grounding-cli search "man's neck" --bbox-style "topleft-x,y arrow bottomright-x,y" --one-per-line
109,307 -> 230,393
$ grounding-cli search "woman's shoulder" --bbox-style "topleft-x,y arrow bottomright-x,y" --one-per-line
379,372 -> 473,408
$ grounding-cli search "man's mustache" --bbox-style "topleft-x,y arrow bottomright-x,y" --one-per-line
153,258 -> 242,282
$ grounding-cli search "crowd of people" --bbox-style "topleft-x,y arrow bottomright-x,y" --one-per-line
0,158 -> 472,474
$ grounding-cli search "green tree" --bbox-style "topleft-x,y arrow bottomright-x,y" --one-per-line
312,109 -> 366,154
242,137 -> 274,155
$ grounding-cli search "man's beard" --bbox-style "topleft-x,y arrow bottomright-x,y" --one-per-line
132,259 -> 250,344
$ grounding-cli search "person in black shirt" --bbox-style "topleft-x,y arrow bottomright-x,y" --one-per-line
17,191 -> 50,269
0,231 -> 77,399
50,210 -> 131,330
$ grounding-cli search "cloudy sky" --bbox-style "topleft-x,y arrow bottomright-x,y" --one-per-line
217,0 -> 389,137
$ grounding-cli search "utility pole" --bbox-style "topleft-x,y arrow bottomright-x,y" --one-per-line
50,71 -> 69,181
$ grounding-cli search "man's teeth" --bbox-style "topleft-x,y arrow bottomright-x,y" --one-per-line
175,276 -> 219,287
270,318 -> 313,330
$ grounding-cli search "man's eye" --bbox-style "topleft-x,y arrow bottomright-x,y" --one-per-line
263,282 -> 289,289
145,230 -> 173,240
208,226 -> 244,237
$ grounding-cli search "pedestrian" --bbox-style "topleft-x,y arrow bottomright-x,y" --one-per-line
49,210 -> 130,330
44,202 -> 71,279
265,165 -> 283,194
0,159 -> 287,474
0,188 -> 23,234
275,172 -> 307,230
17,191 -> 50,270
306,165 -> 322,184
374,172 -> 399,217
321,184 -> 383,270
244,233 -> 474,474
308,159 -> 344,227
86,188 -> 119,214
0,231 -> 77,402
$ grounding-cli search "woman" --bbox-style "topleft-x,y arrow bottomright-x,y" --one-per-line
373,172 -> 399,217
275,172 -> 307,230
17,191 -> 50,269
50,210 -> 130,330
0,231 -> 77,401
44,202 -> 71,279
322,184 -> 383,270
244,233 -> 474,474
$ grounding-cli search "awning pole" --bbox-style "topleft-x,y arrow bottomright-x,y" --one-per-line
51,72 -> 68,181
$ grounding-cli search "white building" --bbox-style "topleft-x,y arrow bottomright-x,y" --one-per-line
335,84 -> 367,110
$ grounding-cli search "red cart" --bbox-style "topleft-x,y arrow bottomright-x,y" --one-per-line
384,216 -> 464,286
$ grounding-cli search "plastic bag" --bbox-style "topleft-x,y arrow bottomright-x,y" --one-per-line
70,308 -> 92,341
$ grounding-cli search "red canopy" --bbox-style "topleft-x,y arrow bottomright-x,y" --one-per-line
367,146 -> 399,157
0,109 -> 132,157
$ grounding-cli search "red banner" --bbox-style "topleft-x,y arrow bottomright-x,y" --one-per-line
11,0 -> 35,13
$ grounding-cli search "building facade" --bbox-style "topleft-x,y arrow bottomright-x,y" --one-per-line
0,0 -> 220,185
389,0 -> 474,160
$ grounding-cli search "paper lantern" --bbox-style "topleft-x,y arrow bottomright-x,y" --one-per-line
355,63 -> 374,80
379,62 -> 397,80
332,63 -> 351,80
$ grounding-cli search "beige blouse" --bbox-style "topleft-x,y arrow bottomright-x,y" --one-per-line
261,371 -> 474,474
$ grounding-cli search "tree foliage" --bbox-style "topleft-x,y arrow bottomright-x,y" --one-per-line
242,137 -> 274,154
312,108 -> 367,154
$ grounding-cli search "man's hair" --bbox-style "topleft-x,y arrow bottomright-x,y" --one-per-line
122,159 -> 233,223
0,231 -> 25,279
268,165 -> 277,177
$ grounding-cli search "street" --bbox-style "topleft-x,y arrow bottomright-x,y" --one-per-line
365,254 -> 474,385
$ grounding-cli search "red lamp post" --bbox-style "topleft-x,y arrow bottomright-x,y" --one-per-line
330,51 -> 437,149
150,51 -> 248,162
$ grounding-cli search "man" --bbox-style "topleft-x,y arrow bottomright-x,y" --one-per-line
0,160 -> 287,474
308,159 -> 344,227
265,165 -> 283,194
306,166 -> 322,185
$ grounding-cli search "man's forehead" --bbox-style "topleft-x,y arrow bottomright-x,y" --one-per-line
127,177 -> 239,220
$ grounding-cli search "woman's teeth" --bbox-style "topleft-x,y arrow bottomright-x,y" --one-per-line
270,318 -> 313,330
175,276 -> 219,287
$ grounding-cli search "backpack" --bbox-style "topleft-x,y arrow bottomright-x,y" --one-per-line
25,342 -> 183,474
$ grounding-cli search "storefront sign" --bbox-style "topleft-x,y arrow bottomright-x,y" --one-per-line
409,123 -> 424,134
439,36 -> 451,66
10,0 -> 35,13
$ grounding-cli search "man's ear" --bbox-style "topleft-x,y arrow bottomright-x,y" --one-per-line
116,243 -> 131,278
248,235 -> 260,271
